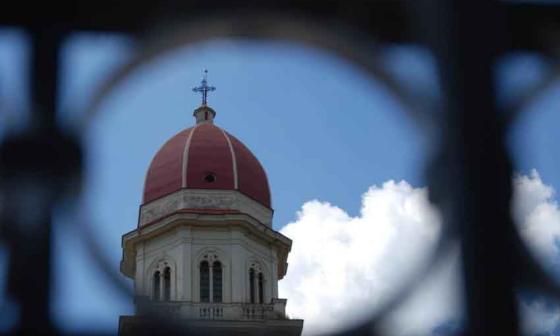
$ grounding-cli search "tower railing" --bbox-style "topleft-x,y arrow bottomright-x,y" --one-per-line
198,305 -> 224,319
135,299 -> 286,321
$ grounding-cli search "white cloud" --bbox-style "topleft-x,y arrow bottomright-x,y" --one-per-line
513,169 -> 560,263
520,297 -> 560,335
279,171 -> 560,336
513,170 -> 560,335
377,248 -> 462,336
279,180 -> 444,335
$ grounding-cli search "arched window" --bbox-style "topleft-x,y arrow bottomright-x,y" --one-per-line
153,271 -> 161,300
200,261 -> 210,303
163,267 -> 171,301
249,268 -> 255,304
150,259 -> 174,301
198,251 -> 224,303
258,272 -> 264,304
213,261 -> 222,303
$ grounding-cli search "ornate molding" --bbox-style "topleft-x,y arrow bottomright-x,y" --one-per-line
139,189 -> 273,227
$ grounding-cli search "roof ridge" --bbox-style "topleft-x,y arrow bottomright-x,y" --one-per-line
181,124 -> 199,188
219,127 -> 239,190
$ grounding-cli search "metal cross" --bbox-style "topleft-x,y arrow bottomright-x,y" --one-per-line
192,69 -> 216,106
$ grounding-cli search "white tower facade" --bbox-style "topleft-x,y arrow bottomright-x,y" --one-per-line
121,190 -> 292,319
118,80 -> 303,335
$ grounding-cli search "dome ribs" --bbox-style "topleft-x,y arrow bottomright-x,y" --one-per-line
185,123 -> 234,190
227,133 -> 271,208
142,123 -> 271,209
220,128 -> 239,190
143,128 -> 193,203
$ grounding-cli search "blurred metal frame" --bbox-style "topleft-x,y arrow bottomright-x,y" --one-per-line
2,0 -> 560,335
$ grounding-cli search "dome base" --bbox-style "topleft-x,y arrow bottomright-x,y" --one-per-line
139,188 -> 273,228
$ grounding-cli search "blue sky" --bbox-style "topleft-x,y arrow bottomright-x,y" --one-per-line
1,27 -> 560,334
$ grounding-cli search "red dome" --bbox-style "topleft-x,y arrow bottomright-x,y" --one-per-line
143,122 -> 271,208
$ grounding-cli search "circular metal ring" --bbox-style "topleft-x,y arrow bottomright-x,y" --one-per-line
77,10 -> 451,334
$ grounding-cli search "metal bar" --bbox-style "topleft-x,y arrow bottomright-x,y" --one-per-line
3,1 -> 559,334
425,1 -> 519,334
1,1 -> 560,53
6,28 -> 64,334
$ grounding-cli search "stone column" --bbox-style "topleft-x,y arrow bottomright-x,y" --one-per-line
230,230 -> 245,302
159,272 -> 164,300
180,227 -> 192,301
135,243 -> 146,296
209,263 -> 214,302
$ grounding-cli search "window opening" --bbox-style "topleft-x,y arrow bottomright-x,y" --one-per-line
249,268 -> 255,304
163,267 -> 171,301
213,261 -> 222,303
204,173 -> 216,183
153,271 -> 161,300
200,261 -> 210,302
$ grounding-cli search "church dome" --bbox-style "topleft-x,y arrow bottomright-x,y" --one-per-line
142,106 -> 271,209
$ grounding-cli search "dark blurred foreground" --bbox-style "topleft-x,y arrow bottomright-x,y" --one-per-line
3,1 -> 560,335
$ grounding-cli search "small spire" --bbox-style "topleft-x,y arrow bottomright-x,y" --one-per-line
192,70 -> 217,124
192,69 -> 216,106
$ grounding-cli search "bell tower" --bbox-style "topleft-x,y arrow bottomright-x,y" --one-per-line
118,72 -> 303,335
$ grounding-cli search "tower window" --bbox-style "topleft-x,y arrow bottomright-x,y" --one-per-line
200,261 -> 210,302
213,261 -> 223,303
200,257 -> 223,303
153,271 -> 161,300
204,173 -> 216,183
163,267 -> 171,301
249,268 -> 255,304
151,260 -> 174,301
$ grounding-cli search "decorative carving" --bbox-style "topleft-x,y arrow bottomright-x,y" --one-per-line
201,253 -> 220,263
183,194 -> 235,209
249,261 -> 263,273
139,189 -> 273,227
247,257 -> 267,274
197,247 -> 226,265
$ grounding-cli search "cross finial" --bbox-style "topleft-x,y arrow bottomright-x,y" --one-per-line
192,69 -> 216,106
